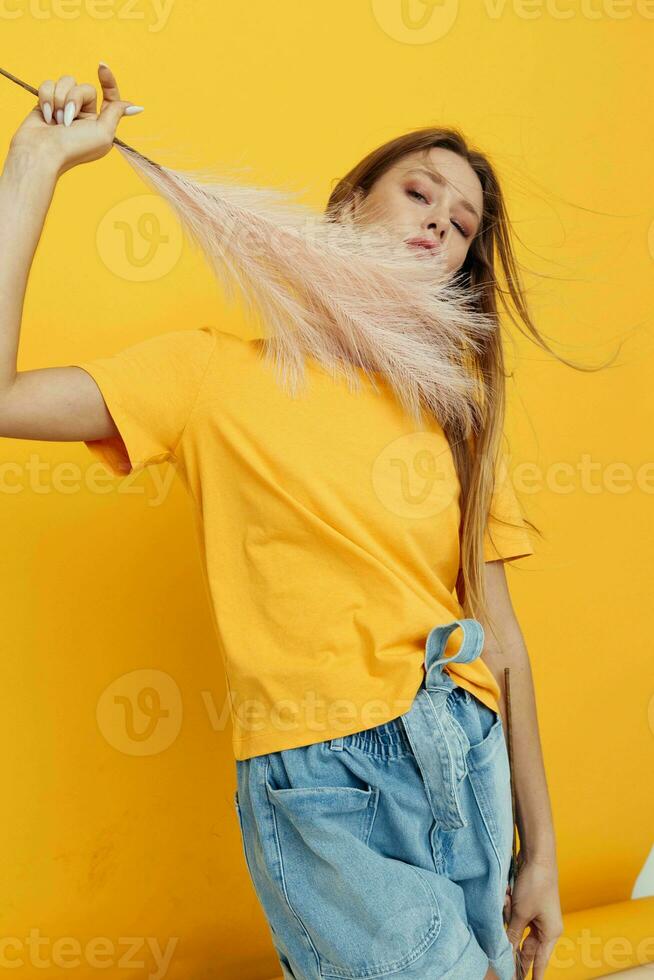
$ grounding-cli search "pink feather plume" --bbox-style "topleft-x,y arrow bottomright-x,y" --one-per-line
114,145 -> 494,434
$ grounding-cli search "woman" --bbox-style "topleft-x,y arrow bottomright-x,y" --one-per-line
0,64 -> 564,979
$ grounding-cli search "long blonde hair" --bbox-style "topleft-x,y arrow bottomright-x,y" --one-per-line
325,127 -> 609,633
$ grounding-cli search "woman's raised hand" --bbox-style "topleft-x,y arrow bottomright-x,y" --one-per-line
9,63 -> 143,178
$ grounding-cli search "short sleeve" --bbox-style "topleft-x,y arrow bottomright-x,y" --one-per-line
72,325 -> 217,476
483,453 -> 534,562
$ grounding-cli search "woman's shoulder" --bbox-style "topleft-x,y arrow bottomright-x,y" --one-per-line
196,326 -> 277,391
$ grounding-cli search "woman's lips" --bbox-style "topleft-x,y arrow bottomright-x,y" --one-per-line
407,239 -> 441,253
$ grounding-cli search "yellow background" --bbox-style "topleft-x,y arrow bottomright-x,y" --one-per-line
1,1 -> 653,977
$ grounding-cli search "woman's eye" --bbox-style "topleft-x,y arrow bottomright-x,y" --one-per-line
407,188 -> 428,204
407,188 -> 471,238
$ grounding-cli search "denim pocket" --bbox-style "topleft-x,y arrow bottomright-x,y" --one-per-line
266,782 -> 378,846
465,712 -> 513,890
265,768 -> 441,978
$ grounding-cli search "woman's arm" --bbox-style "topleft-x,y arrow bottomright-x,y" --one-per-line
0,145 -> 56,389
0,144 -> 119,441
0,66 -> 138,442
479,559 -> 557,864
479,559 -> 563,978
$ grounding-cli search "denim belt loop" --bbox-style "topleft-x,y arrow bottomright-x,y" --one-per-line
399,618 -> 486,832
330,736 -> 344,751
424,618 -> 485,686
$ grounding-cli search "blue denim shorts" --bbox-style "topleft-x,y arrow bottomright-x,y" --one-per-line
234,618 -> 516,980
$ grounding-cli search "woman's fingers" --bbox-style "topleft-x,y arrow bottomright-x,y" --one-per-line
97,62 -> 122,105
96,61 -> 144,132
62,83 -> 98,127
37,69 -> 117,127
503,888 -> 512,925
37,80 -> 55,124
53,74 -> 77,125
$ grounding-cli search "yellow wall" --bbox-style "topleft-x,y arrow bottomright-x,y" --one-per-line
1,2 -> 652,977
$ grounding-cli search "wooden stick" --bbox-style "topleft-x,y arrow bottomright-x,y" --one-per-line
505,665 -> 526,979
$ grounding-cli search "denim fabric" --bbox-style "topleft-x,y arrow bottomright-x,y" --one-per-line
233,618 -> 516,980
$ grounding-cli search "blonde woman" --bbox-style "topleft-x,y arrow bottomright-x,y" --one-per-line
1,64 -> 563,980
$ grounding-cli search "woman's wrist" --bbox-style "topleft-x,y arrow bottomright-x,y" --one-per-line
519,826 -> 558,868
4,141 -> 61,185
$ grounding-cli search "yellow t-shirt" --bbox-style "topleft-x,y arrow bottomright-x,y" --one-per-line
73,325 -> 534,760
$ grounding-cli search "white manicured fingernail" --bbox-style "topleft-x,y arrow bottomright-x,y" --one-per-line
42,102 -> 52,124
63,101 -> 75,127
99,61 -> 109,68
124,105 -> 144,115
56,108 -> 64,125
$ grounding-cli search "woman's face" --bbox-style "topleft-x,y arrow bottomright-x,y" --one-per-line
352,147 -> 484,276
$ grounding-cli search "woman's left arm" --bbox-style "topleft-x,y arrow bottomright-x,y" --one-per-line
478,559 -> 564,980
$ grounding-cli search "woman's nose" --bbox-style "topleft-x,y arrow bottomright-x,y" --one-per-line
425,219 -> 448,240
